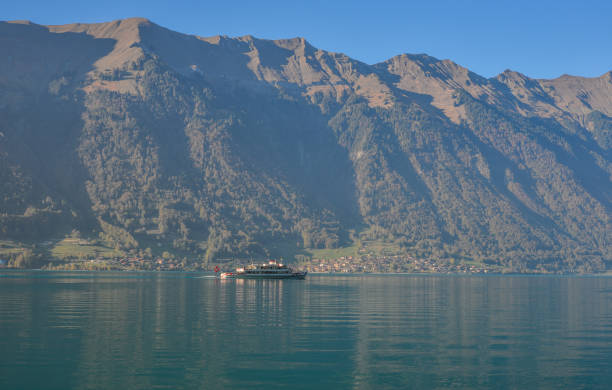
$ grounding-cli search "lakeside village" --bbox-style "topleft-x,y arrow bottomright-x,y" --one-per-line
4,237 -> 605,274
2,237 -> 497,273
0,253 -> 499,274
295,255 -> 497,274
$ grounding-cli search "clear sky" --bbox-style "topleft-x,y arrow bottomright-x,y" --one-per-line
2,0 -> 611,79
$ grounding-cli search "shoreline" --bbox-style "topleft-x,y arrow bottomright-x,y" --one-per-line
2,268 -> 612,277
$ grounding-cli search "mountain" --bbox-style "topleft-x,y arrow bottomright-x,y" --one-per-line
0,18 -> 610,271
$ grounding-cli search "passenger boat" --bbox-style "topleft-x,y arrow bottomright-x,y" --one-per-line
219,260 -> 307,279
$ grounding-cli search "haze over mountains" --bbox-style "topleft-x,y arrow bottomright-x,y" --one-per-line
0,18 -> 610,271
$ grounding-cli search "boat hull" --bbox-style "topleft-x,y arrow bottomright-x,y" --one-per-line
233,272 -> 307,280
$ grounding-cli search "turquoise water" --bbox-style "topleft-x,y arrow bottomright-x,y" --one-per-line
1,272 -> 611,389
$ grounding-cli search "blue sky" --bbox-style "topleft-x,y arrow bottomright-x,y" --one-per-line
3,0 -> 611,79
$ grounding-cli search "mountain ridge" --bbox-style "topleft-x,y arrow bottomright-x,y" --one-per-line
0,18 -> 610,271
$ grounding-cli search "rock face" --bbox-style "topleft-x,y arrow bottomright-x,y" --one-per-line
0,18 -> 610,270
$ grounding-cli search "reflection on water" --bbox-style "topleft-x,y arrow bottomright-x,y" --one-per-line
1,272 -> 612,389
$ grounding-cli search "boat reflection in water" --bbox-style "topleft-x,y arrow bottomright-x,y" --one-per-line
220,260 -> 307,279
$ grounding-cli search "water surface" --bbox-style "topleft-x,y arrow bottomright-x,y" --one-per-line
1,272 -> 611,389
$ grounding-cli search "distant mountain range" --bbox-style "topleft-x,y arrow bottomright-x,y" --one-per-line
0,18 -> 610,271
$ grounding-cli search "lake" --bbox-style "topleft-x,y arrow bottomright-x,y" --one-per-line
1,272 -> 611,389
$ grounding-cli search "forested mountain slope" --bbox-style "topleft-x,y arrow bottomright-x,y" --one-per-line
0,18 -> 610,270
